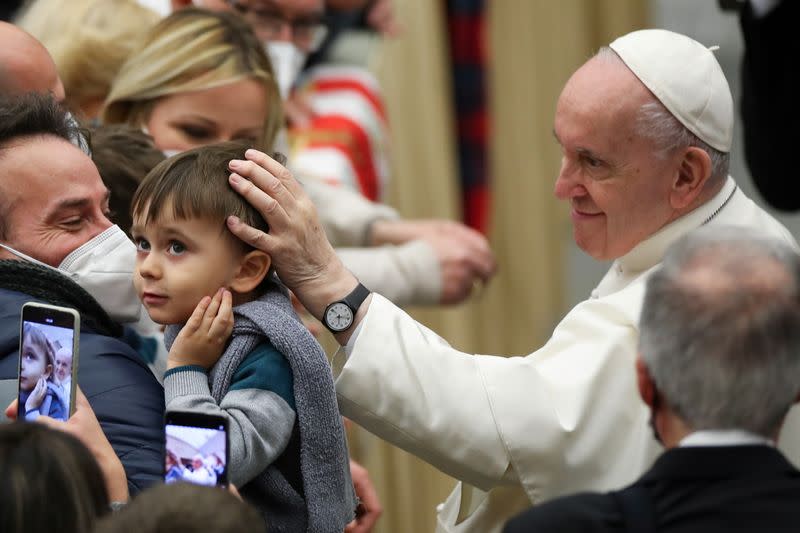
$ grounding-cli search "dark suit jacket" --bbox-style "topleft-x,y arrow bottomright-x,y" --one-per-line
740,0 -> 800,211
504,445 -> 800,533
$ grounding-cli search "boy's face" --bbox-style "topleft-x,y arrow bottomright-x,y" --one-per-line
20,338 -> 51,391
131,205 -> 245,325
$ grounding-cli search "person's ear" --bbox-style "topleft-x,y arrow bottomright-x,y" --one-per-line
44,364 -> 53,380
229,250 -> 272,294
669,146 -> 712,210
636,356 -> 655,408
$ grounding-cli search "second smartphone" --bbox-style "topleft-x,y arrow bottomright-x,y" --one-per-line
18,302 -> 80,422
165,411 -> 229,488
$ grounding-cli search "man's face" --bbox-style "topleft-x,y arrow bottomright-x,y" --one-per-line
0,137 -> 112,266
197,0 -> 325,49
131,204 -> 245,325
552,57 -> 683,261
55,350 -> 72,383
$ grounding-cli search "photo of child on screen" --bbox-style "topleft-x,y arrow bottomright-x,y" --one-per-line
19,323 -> 67,421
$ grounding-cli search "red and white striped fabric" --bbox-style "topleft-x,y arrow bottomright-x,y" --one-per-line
288,65 -> 390,202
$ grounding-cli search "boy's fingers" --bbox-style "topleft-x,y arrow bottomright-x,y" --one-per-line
186,296 -> 211,330
204,288 -> 224,325
209,290 -> 233,340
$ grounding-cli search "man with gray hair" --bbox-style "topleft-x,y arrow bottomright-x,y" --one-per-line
226,29 -> 800,532
505,226 -> 800,532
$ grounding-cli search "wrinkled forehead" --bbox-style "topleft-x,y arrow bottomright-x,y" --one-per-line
560,56 -> 651,117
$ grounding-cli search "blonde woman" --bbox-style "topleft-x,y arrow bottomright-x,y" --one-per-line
103,8 -> 492,310
15,0 -> 160,119
103,8 -> 283,153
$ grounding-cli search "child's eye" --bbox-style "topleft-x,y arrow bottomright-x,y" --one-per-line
168,241 -> 186,255
135,238 -> 151,252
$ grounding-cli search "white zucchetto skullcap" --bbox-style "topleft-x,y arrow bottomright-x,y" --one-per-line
609,29 -> 733,153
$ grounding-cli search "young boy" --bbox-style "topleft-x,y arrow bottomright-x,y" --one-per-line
18,323 -> 66,422
130,141 -> 355,531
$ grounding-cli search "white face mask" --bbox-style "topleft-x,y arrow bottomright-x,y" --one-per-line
266,41 -> 308,99
0,226 -> 142,323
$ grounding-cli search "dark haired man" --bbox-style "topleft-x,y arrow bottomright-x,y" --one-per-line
0,93 -> 165,495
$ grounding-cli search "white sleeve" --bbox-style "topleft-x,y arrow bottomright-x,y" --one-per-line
335,282 -> 659,500
301,177 -> 398,247
336,240 -> 441,307
334,294 -> 512,490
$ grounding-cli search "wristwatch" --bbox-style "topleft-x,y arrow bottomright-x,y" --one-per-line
323,283 -> 371,333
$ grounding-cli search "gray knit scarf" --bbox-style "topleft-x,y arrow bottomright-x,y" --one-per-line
165,282 -> 355,532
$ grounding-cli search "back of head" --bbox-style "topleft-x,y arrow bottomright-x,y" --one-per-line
91,124 -> 166,235
94,482 -> 266,533
103,7 -> 282,151
15,0 -> 160,117
0,423 -> 108,533
640,226 -> 800,437
0,20 -> 62,99
131,140 -> 270,249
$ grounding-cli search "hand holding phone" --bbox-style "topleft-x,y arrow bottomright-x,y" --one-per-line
18,302 -> 80,422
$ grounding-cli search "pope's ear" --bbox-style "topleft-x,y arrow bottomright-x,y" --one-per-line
230,250 -> 271,294
670,146 -> 712,210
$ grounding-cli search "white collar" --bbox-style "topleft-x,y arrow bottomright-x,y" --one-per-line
679,429 -> 773,448
592,177 -> 738,298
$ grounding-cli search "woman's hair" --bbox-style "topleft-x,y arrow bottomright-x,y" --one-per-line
15,0 -> 160,117
0,423 -> 109,533
22,322 -> 56,378
94,482 -> 266,533
103,8 -> 283,152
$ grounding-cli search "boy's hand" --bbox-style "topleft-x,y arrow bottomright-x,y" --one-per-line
168,288 -> 234,370
25,376 -> 47,412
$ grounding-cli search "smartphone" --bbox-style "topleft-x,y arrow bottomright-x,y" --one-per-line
18,302 -> 80,422
164,411 -> 228,488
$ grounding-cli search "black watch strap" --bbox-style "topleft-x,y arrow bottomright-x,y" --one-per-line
342,283 -> 371,313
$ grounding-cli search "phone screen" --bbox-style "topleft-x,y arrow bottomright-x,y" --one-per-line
18,304 -> 78,422
165,413 -> 228,488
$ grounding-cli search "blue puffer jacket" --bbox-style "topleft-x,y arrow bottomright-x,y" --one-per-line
0,288 -> 165,495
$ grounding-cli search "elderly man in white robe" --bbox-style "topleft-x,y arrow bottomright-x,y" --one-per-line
224,29 -> 800,533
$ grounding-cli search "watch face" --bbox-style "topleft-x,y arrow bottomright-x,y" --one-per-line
325,302 -> 353,332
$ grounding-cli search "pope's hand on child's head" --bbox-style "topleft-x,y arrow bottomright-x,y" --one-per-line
168,288 -> 234,370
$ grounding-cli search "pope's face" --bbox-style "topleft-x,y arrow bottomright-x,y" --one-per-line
553,57 -> 683,261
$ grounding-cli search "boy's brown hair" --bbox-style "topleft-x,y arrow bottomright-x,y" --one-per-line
131,141 -> 277,251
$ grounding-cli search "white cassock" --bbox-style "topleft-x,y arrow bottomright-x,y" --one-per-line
333,178 -> 800,533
